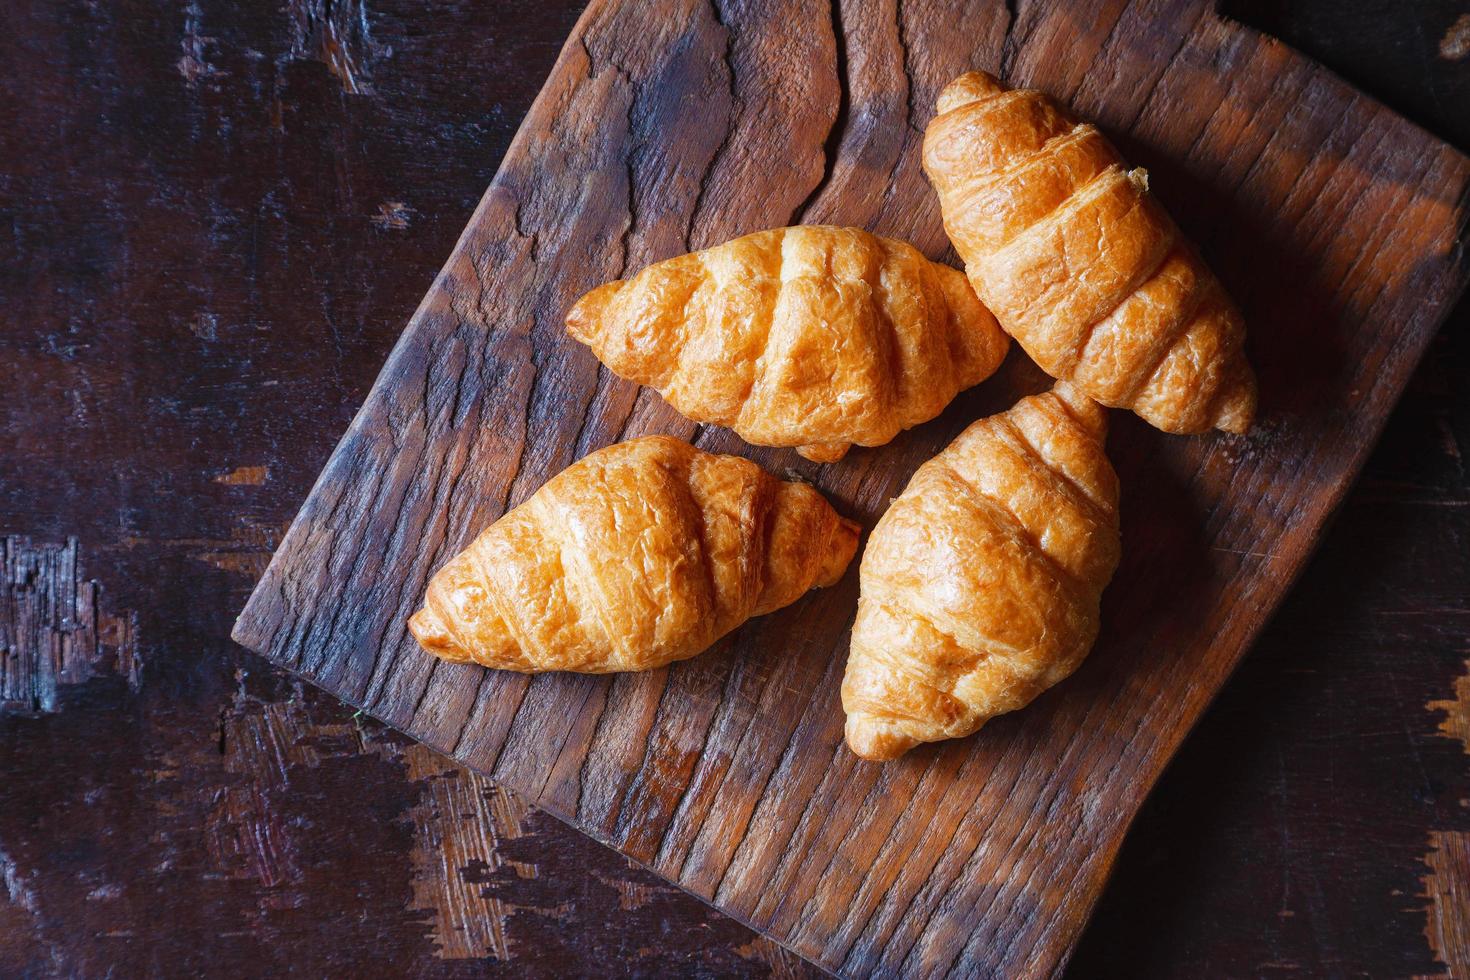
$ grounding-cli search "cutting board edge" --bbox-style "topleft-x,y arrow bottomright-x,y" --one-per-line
225,0 -> 1470,974
1210,8 -> 1470,171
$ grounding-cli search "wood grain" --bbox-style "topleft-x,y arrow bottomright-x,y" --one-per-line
1,537 -> 138,716
233,0 -> 1470,974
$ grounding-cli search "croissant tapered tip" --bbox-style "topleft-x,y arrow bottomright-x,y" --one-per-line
818,517 -> 863,588
409,605 -> 472,663
565,280 -> 624,344
1048,381 -> 1108,438
797,441 -> 850,463
936,70 -> 1007,115
845,714 -> 920,762
1211,375 -> 1257,435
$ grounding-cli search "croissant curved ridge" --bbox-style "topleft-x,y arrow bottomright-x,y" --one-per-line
409,436 -> 861,673
842,382 -> 1121,761
566,225 -> 1010,462
923,70 -> 1256,436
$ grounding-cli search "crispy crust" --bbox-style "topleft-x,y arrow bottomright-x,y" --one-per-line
923,71 -> 1256,435
842,383 -> 1121,760
565,226 -> 1010,461
410,436 -> 860,673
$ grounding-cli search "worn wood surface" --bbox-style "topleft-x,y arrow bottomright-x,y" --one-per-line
226,0 -> 1470,975
3,0 -> 1469,975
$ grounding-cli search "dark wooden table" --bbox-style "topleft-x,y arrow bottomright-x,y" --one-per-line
1,1 -> 1465,976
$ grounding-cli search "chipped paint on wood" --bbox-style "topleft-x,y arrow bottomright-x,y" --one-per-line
0,849 -> 37,914
1429,660 -> 1470,753
1423,831 -> 1470,977
206,694 -> 353,889
177,0 -> 220,85
205,684 -> 539,960
0,538 -> 140,715
202,685 -> 787,967
593,869 -> 669,912
193,524 -> 280,581
189,311 -> 220,340
215,466 -> 269,486
401,744 -> 535,960
371,202 -> 415,230
734,939 -> 813,979
286,0 -> 382,95
121,525 -> 281,581
1441,14 -> 1470,61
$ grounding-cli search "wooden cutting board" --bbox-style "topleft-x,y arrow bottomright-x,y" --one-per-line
233,0 -> 1470,974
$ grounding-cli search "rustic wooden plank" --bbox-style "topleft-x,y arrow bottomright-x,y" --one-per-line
233,0 -> 1470,974
1,537 -> 138,716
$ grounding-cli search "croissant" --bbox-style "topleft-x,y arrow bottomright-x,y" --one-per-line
409,436 -> 860,673
923,71 -> 1256,435
566,226 -> 1009,462
842,382 -> 1120,760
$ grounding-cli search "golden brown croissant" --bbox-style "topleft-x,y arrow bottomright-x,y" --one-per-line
923,71 -> 1256,435
409,436 -> 860,673
565,226 -> 1009,462
842,382 -> 1120,760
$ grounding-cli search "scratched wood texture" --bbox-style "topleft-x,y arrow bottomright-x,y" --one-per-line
231,0 -> 1470,974
2,0 -> 1468,976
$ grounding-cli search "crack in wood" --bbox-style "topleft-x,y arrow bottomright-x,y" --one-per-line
446,668 -> 493,759
616,671 -> 723,855
892,0 -> 922,136
0,537 -> 139,716
686,0 -> 737,248
789,0 -> 851,224
296,442 -> 395,678
999,0 -> 1023,82
285,0 -> 382,96
367,317 -> 497,683
809,746 -> 954,961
